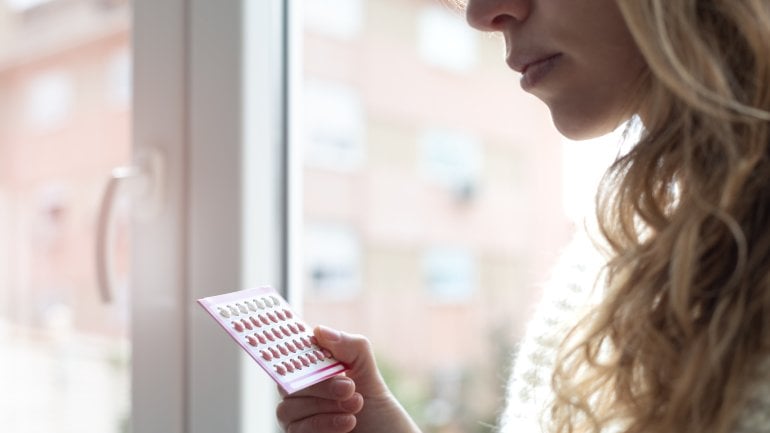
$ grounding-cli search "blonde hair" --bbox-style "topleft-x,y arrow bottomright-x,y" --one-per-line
551,1 -> 770,433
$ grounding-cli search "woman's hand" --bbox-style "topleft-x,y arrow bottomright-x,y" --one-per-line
276,326 -> 422,433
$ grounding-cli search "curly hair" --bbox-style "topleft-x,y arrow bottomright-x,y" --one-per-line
550,1 -> 770,433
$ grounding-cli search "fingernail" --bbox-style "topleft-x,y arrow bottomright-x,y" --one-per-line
317,325 -> 342,342
331,378 -> 353,397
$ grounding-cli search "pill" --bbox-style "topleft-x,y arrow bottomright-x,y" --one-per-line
275,364 -> 286,376
237,303 -> 248,314
245,335 -> 257,346
250,316 -> 261,327
283,309 -> 293,319
242,319 -> 253,330
260,350 -> 271,361
298,355 -> 310,367
218,308 -> 230,318
279,326 -> 291,337
269,347 -> 281,358
232,321 -> 244,332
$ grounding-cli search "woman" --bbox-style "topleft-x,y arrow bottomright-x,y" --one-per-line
276,0 -> 770,432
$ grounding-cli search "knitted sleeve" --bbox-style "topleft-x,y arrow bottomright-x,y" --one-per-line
496,234 -> 602,433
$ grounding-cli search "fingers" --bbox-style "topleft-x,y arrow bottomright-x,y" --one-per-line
277,392 -> 364,423
281,412 -> 357,433
276,377 -> 364,433
283,375 -> 356,400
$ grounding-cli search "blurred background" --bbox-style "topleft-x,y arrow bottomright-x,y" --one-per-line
0,0 -> 617,432
0,0 -> 131,431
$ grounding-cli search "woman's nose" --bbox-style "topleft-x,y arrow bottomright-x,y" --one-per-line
465,0 -> 532,31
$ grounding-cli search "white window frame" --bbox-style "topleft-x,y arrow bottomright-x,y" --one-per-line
131,0 -> 293,431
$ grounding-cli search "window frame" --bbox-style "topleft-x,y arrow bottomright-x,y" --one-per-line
131,0 -> 291,431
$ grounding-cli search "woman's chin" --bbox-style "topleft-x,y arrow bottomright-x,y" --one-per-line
551,112 -> 630,141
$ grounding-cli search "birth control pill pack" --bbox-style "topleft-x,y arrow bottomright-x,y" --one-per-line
197,287 -> 348,394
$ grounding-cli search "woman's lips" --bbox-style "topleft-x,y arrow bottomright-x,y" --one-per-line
510,53 -> 562,91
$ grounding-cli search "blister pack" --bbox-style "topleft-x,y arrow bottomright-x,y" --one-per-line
198,287 -> 348,394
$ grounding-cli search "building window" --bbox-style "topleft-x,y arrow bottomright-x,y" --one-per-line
304,222 -> 362,299
24,70 -> 73,130
422,247 -> 476,302
4,0 -> 52,12
417,6 -> 478,72
106,48 -> 131,107
303,0 -> 363,40
419,127 -> 482,201
303,78 -> 366,171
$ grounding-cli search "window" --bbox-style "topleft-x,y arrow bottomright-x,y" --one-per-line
24,70 -> 73,130
106,48 -> 131,107
303,78 -> 366,171
3,1 -> 288,432
303,0 -> 363,40
0,1 -> 622,431
4,0 -> 52,12
420,127 -> 483,200
423,247 -> 477,302
417,5 -> 478,72
300,1 -> 573,432
1,2 -> 131,432
304,222 -> 362,299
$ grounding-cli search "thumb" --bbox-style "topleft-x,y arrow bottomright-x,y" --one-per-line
314,325 -> 388,396
314,325 -> 374,369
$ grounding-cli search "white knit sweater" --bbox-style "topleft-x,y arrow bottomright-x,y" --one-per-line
497,234 -> 770,433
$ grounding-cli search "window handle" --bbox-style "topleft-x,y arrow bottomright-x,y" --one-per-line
95,149 -> 164,303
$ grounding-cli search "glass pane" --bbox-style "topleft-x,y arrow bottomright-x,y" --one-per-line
0,1 -> 132,432
297,0 -> 613,432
